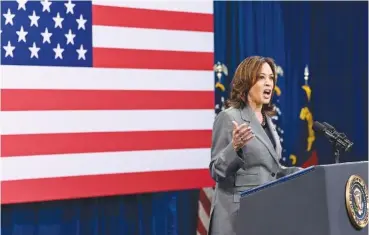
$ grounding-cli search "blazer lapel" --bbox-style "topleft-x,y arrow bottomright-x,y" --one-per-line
266,116 -> 282,161
240,106 -> 280,164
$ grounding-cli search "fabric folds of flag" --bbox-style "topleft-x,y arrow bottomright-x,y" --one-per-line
1,0 -> 215,204
289,65 -> 319,167
197,187 -> 213,235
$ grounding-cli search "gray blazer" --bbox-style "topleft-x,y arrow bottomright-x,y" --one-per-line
208,105 -> 301,235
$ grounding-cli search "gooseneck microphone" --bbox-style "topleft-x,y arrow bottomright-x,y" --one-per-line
313,121 -> 353,163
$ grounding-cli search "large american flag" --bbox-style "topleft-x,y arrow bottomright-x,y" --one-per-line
1,0 -> 215,204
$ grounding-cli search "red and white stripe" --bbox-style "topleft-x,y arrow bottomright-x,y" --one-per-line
1,1 -> 215,204
197,187 -> 214,235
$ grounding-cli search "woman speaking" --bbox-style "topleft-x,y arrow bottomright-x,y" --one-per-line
208,56 -> 302,235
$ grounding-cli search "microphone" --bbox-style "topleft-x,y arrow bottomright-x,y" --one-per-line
313,121 -> 353,163
322,122 -> 335,131
313,121 -> 353,152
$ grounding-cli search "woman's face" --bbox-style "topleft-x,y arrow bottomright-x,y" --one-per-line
247,62 -> 274,106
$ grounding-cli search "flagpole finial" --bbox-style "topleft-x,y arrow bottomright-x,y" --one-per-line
304,65 -> 309,85
214,62 -> 228,92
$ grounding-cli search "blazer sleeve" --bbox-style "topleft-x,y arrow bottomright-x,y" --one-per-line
209,111 -> 245,182
278,165 -> 303,178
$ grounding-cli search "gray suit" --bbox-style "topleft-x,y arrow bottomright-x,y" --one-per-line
208,105 -> 301,235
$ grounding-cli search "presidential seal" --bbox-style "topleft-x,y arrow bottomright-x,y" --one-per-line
345,175 -> 368,229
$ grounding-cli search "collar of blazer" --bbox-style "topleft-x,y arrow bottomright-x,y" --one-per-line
239,105 -> 280,164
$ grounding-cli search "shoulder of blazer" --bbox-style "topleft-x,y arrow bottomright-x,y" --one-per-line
218,106 -> 252,123
221,107 -> 240,118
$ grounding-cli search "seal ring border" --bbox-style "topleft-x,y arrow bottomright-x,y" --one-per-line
345,174 -> 369,230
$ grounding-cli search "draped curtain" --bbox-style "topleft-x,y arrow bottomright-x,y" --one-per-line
2,2 -> 367,235
308,1 -> 368,164
1,191 -> 199,235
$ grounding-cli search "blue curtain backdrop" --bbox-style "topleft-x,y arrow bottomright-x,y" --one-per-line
308,1 -> 368,164
279,2 -> 318,167
2,2 -> 367,235
2,191 -> 199,235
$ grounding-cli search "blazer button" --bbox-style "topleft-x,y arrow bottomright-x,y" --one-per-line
271,173 -> 276,177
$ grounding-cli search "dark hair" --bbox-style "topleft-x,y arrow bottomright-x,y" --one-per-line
225,56 -> 277,116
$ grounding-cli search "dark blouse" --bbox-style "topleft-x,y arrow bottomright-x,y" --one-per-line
262,120 -> 276,149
